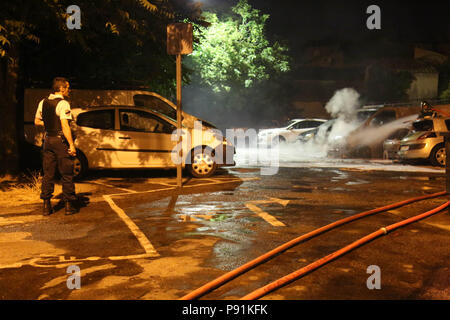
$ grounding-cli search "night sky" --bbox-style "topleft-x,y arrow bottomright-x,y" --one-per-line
200,0 -> 450,54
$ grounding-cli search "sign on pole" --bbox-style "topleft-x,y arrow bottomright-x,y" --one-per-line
167,23 -> 193,55
167,23 -> 193,187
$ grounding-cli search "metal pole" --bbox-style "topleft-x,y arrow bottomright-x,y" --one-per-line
176,53 -> 182,188
445,134 -> 450,194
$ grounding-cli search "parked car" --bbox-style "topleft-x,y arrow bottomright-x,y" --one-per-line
398,116 -> 450,167
297,119 -> 336,144
24,90 -> 234,178
382,128 -> 411,160
258,118 -> 327,146
71,105 -> 234,178
342,105 -> 420,159
297,107 -> 381,147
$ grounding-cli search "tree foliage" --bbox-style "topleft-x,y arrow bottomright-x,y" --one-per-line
184,0 -> 291,128
0,0 -> 204,173
364,64 -> 415,103
0,0 -> 204,92
188,0 -> 289,93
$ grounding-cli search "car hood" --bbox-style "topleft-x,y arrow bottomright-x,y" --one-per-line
401,131 -> 426,142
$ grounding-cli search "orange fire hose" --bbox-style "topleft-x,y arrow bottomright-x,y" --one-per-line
180,191 -> 446,300
241,200 -> 449,300
431,107 -> 450,118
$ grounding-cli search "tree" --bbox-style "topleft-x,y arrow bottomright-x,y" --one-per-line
437,60 -> 450,100
184,0 -> 291,127
440,82 -> 450,100
363,63 -> 415,103
0,0 -> 204,174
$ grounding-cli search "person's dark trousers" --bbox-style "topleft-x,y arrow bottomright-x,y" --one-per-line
40,136 -> 76,203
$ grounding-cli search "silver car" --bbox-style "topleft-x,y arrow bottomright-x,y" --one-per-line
382,128 -> 411,160
398,117 -> 450,166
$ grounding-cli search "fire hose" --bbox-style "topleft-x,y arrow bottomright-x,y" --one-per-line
180,191 -> 447,300
241,200 -> 449,300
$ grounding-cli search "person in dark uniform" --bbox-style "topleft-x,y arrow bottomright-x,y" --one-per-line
34,77 -> 77,215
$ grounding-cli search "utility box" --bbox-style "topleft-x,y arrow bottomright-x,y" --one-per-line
167,23 -> 193,55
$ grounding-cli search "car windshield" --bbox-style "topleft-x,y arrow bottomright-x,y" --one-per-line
133,94 -> 176,120
413,120 -> 434,131
283,119 -> 298,128
356,109 -> 378,122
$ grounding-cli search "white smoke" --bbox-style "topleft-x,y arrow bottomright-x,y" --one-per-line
349,114 -> 417,147
306,88 -> 363,156
235,87 -> 415,166
325,88 -> 361,119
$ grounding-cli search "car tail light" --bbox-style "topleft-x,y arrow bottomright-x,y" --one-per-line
418,132 -> 436,139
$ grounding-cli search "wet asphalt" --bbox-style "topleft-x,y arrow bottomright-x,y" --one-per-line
0,163 -> 449,300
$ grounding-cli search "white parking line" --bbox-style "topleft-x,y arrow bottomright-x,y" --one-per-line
90,181 -> 137,193
103,195 -> 159,257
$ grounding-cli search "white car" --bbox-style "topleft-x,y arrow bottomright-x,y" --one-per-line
258,118 -> 327,146
24,90 -> 235,178
29,105 -> 234,178
69,105 -> 235,178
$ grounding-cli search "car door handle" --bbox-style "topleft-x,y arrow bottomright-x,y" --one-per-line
119,136 -> 131,139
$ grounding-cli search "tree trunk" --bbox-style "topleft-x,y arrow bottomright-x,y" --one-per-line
0,50 -> 20,175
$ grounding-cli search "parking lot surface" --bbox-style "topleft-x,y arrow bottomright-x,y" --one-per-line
0,161 -> 449,300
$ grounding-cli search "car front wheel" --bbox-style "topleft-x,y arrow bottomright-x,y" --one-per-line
187,147 -> 217,178
429,143 -> 446,167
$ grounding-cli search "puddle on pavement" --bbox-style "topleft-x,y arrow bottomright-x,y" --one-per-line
345,180 -> 369,186
329,187 -> 349,192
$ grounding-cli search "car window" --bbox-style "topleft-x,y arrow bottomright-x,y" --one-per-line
76,110 -> 114,130
413,120 -> 434,131
356,110 -> 377,122
445,119 -> 450,131
119,109 -> 175,133
283,119 -> 297,128
388,128 -> 410,140
370,110 -> 396,126
308,120 -> 325,128
292,121 -> 307,129
291,121 -> 320,129
133,95 -> 176,121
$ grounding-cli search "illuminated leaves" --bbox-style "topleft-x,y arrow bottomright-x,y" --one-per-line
190,0 -> 290,93
105,22 -> 120,35
138,0 -> 158,12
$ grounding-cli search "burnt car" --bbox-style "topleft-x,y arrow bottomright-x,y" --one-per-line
382,127 -> 411,160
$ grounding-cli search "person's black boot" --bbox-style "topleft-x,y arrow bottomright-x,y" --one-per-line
43,199 -> 53,216
65,201 -> 77,215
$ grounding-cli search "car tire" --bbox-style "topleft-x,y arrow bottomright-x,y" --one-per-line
429,143 -> 446,167
73,149 -> 88,180
187,146 -> 217,178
